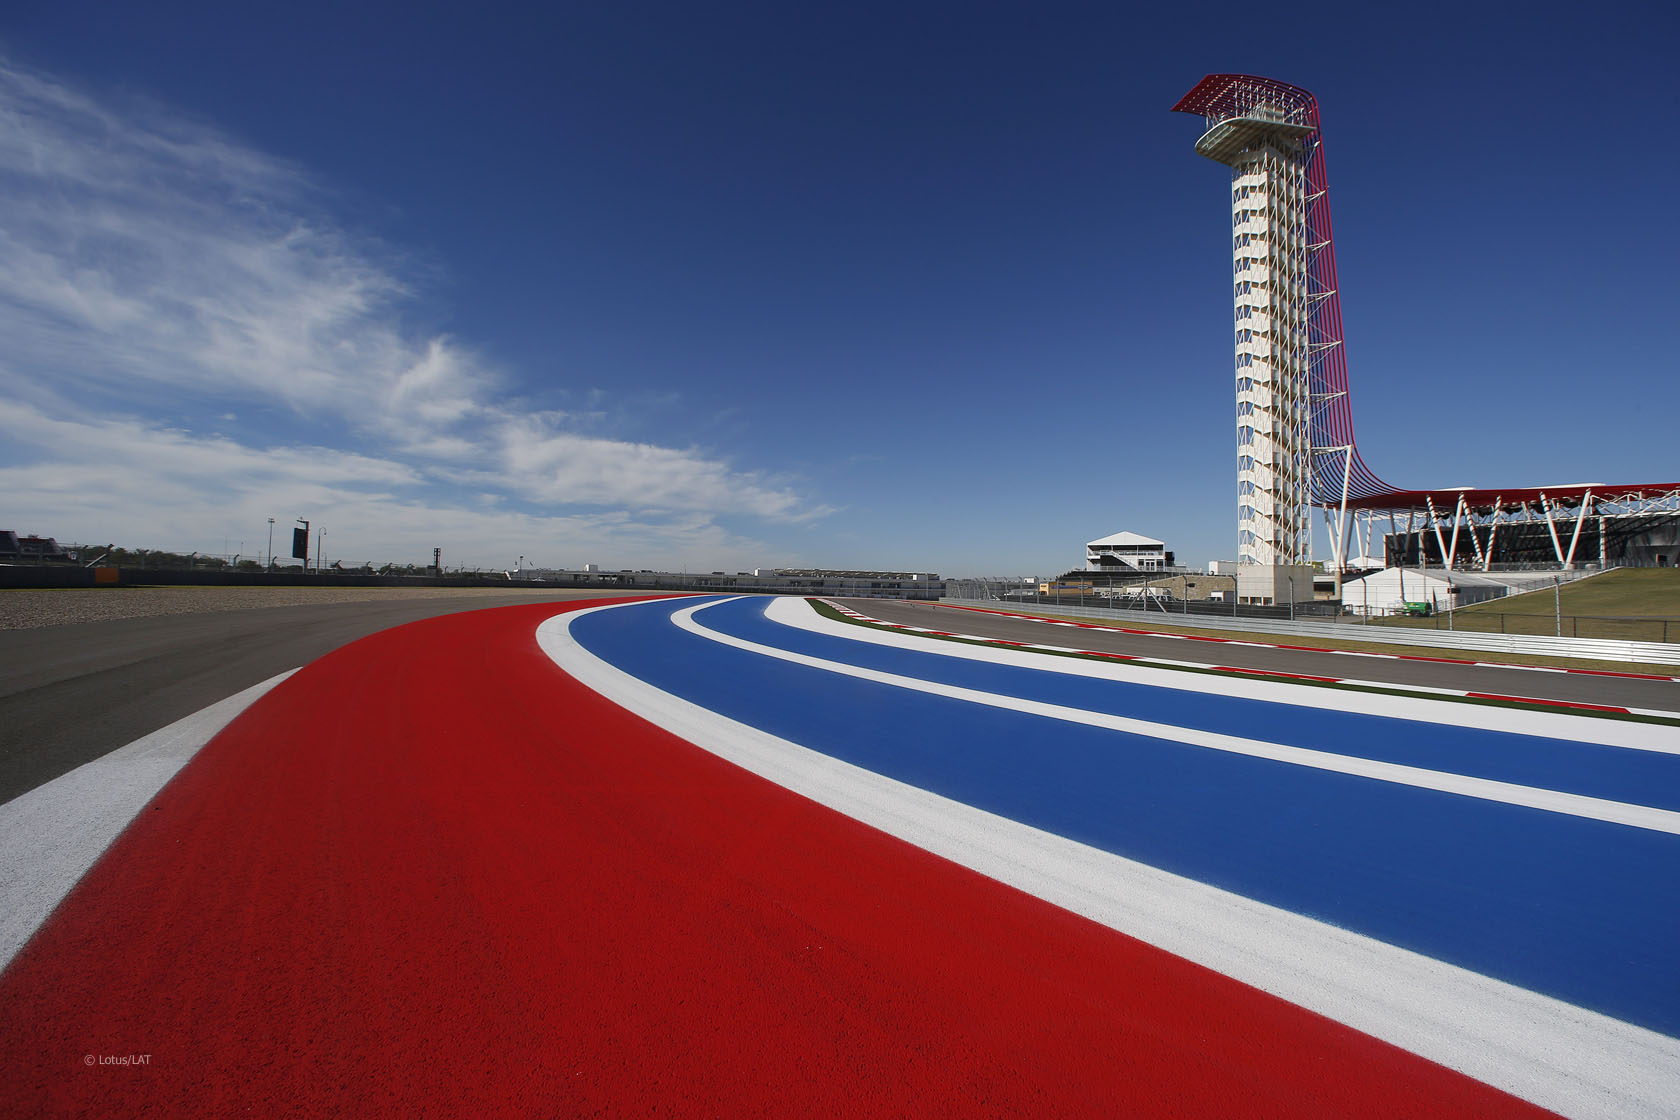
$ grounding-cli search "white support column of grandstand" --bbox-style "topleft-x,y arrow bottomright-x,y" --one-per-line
1227,127 -> 1312,571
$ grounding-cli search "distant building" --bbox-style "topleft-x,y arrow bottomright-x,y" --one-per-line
750,569 -> 942,599
0,531 -> 73,563
506,567 -> 943,600
1085,532 -> 1173,573
1039,579 -> 1097,595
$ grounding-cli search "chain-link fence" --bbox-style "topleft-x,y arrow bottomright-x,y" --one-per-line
942,585 -> 1341,623
1365,611 -> 1677,644
945,586 -> 1678,645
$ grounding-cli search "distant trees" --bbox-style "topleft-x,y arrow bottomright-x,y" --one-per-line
60,544 -> 444,576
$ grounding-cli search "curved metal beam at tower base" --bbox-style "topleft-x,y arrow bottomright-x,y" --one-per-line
1174,74 -> 1677,569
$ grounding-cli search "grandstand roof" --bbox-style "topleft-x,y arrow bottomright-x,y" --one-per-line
1345,482 -> 1680,512
1087,531 -> 1165,548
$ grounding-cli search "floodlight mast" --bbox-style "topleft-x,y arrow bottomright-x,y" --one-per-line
1173,74 -> 1390,603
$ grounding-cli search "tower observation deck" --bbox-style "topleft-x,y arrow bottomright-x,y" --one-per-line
1173,74 -> 1678,596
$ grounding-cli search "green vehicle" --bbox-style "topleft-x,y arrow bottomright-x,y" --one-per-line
1400,601 -> 1433,618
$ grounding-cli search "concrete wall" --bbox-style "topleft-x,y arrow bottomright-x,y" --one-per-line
0,566 -> 520,590
1142,574 -> 1236,601
1236,564 -> 1314,605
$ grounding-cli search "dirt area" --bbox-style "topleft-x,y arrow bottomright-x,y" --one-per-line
0,586 -> 598,632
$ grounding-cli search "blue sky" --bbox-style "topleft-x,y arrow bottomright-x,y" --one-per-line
1,2 -> 1674,575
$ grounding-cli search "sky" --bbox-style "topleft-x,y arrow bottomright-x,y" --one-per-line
1,2 -> 1675,576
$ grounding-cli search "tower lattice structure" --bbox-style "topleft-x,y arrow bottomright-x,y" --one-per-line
1174,75 -> 1333,572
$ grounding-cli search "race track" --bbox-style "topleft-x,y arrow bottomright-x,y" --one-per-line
4,594 -> 1678,1117
0,587 -> 632,804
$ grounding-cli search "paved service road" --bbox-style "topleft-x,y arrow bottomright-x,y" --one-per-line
0,589 -> 646,805
848,599 -> 1680,713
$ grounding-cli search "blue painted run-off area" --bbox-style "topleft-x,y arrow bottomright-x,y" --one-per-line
570,595 -> 1680,1039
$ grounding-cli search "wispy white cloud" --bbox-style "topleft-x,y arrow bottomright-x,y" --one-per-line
495,414 -> 829,521
0,399 -> 778,569
0,55 -> 827,562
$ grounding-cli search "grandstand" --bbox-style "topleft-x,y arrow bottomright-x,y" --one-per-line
0,531 -> 73,563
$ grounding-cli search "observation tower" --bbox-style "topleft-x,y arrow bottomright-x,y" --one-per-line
1173,75 -> 1678,599
1172,74 -> 1339,604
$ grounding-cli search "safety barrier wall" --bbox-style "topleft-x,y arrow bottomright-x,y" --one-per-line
0,566 -> 516,589
939,599 -> 1680,668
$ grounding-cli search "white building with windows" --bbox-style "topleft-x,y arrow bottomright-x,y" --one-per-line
1085,532 -> 1172,573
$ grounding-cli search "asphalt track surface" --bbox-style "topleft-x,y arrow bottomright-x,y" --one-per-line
853,598 -> 1680,712
8,593 -> 1673,809
0,589 -> 632,805
5,594 -> 1679,1115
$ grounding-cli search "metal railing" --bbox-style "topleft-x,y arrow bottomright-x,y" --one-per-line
1369,612 -> 1676,644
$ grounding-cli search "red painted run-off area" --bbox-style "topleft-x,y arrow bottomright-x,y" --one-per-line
2,600 -> 1550,1117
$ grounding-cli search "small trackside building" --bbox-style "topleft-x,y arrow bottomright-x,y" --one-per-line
1339,568 -> 1581,617
1086,532 -> 1173,573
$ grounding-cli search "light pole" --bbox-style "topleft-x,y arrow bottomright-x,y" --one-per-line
267,519 -> 274,572
318,527 -> 325,573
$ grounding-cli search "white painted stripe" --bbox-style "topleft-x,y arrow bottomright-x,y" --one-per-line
0,671 -> 295,974
536,600 -> 1680,1120
787,599 -> 1680,754
693,598 -> 1680,834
